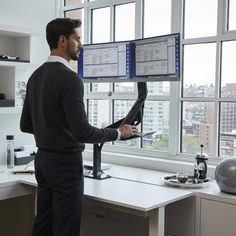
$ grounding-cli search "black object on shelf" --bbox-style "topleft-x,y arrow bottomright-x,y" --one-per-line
0,58 -> 30,63
0,54 -> 30,63
0,99 -> 15,107
84,82 -> 148,180
0,93 -> 5,100
0,54 -> 20,60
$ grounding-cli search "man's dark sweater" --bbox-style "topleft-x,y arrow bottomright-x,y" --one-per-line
20,62 -> 118,152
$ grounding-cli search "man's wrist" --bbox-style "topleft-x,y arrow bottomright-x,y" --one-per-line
116,129 -> 121,140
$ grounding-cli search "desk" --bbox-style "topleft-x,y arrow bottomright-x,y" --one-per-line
2,163 -> 236,236
7,172 -> 192,236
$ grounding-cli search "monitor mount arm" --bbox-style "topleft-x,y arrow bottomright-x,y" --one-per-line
84,82 -> 148,180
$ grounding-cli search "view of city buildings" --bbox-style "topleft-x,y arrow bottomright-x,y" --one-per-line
88,82 -> 170,149
183,83 -> 236,156
87,81 -> 236,157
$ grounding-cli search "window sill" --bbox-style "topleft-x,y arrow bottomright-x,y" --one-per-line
83,145 -> 217,179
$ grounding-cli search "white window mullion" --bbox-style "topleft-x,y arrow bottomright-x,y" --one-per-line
55,0 -> 64,17
171,0 -> 183,35
169,82 -> 181,156
83,5 -> 91,101
214,0 -> 228,157
168,0 -> 183,156
218,0 -> 228,35
110,5 -> 115,42
214,0 -> 225,157
213,39 -> 220,157
109,98 -> 113,126
135,0 -> 142,39
84,5 -> 90,44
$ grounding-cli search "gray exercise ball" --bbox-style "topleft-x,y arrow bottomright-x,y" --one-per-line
215,157 -> 236,194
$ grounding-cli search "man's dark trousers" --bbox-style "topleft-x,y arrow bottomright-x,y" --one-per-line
32,149 -> 84,236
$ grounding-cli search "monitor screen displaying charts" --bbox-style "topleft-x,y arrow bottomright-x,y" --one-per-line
78,41 -> 132,80
78,33 -> 180,82
133,33 -> 180,79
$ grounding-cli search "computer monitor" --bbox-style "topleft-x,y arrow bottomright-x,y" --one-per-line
78,33 -> 180,82
78,41 -> 132,81
133,33 -> 180,80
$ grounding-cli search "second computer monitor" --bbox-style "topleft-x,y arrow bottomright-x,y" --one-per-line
133,33 -> 180,80
78,41 -> 132,80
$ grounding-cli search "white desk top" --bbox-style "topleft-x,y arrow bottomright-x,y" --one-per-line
82,177 -> 192,211
105,164 -> 236,203
2,163 -> 236,210
0,167 -> 192,212
13,173 -> 192,212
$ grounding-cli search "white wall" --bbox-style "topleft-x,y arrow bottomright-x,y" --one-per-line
0,0 -> 56,29
0,0 -> 57,164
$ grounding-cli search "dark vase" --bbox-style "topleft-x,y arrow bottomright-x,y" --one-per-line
215,157 -> 236,194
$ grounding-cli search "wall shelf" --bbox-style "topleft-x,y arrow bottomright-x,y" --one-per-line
0,60 -> 33,68
0,24 -> 39,115
0,107 -> 22,114
0,24 -> 41,37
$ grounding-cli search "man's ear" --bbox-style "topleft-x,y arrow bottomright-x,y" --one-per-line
58,35 -> 67,48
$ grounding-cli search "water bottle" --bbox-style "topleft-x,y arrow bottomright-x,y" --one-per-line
6,135 -> 14,168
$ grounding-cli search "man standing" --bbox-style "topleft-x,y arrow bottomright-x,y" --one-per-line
20,18 -> 138,236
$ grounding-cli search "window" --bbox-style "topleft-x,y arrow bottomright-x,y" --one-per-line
92,7 -> 110,43
115,3 -> 135,41
64,0 -> 84,6
143,101 -> 169,150
88,100 -> 110,128
228,0 -> 236,31
61,0 -> 236,161
221,41 -> 236,98
183,43 -> 216,98
184,0 -> 217,38
220,102 -> 236,157
90,83 -> 111,93
113,100 -> 137,147
147,82 -> 170,96
114,83 -> 135,93
144,0 -> 171,37
182,102 -> 215,155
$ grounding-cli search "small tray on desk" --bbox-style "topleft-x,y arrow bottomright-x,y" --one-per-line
161,175 -> 213,188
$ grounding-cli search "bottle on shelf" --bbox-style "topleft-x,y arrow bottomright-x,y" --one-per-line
6,135 -> 14,168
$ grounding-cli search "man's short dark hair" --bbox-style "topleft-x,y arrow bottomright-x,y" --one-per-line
46,18 -> 81,51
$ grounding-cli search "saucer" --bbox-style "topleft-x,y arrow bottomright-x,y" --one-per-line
161,174 -> 213,188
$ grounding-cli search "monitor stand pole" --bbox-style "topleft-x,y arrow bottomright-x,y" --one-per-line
84,143 -> 111,180
84,82 -> 147,180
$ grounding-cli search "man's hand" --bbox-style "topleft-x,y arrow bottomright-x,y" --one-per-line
118,124 -> 139,140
